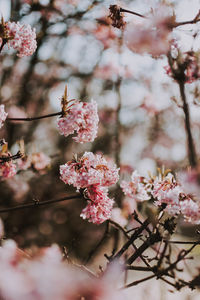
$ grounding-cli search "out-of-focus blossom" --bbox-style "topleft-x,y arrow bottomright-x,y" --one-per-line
18,152 -> 50,173
60,152 -> 119,190
0,239 -> 125,300
0,159 -> 17,179
178,169 -> 200,197
95,64 -> 132,81
31,152 -> 51,171
17,156 -> 32,171
0,105 -> 7,129
5,21 -> 37,57
6,177 -> 29,202
57,100 -> 99,143
120,170 -> 150,202
60,152 -> 119,223
125,5 -> 175,56
93,23 -> 118,49
111,207 -> 128,227
8,106 -> 27,121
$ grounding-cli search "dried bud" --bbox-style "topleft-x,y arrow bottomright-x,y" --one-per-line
109,5 -> 126,29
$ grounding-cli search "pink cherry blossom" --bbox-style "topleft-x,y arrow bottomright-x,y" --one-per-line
180,199 -> 200,224
125,5 -> 174,56
80,186 -> 114,224
60,152 -> 119,223
5,21 -> 37,57
31,152 -> 51,171
0,105 -> 8,129
57,100 -> 99,143
111,207 -> 128,227
0,161 -> 17,179
0,239 -> 125,300
93,23 -> 117,49
60,152 -> 119,190
120,170 -> 150,202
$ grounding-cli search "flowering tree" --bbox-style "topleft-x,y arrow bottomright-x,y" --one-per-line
0,0 -> 200,298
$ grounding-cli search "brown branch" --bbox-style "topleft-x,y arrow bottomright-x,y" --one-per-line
0,194 -> 81,214
6,111 -> 62,122
122,274 -> 156,289
119,8 -> 146,18
178,80 -> 197,167
85,221 -> 109,264
111,218 -> 149,260
0,39 -> 6,53
126,230 -> 162,265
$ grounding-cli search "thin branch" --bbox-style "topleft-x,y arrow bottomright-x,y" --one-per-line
178,80 -> 197,167
0,194 -> 81,214
111,218 -> 149,260
122,274 -> 155,289
85,221 -> 109,264
119,8 -> 146,19
164,240 -> 200,245
119,7 -> 200,28
6,111 -> 62,122
0,39 -> 6,53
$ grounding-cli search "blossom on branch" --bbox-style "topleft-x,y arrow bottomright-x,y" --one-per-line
121,169 -> 200,224
4,21 -> 37,57
60,152 -> 119,190
0,105 -> 7,129
80,186 -> 114,224
57,100 -> 99,143
120,170 -> 151,202
0,160 -> 17,179
60,152 -> 119,224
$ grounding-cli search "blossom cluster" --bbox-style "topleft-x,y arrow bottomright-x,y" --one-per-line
121,170 -> 200,224
0,239 -> 124,300
60,152 -> 119,224
125,5 -> 175,56
57,100 -> 99,143
0,142 -> 17,180
0,105 -> 7,129
5,21 -> 37,57
0,158 -> 17,179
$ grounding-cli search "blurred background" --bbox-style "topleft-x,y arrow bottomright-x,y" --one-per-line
0,3 -> 200,297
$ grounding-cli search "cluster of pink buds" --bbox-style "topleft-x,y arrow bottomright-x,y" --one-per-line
60,152 -> 119,224
1,20 -> 37,57
0,105 -> 7,129
57,95 -> 99,143
121,169 -> 200,224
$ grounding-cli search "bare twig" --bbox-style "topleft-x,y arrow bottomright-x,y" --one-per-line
0,194 -> 81,214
